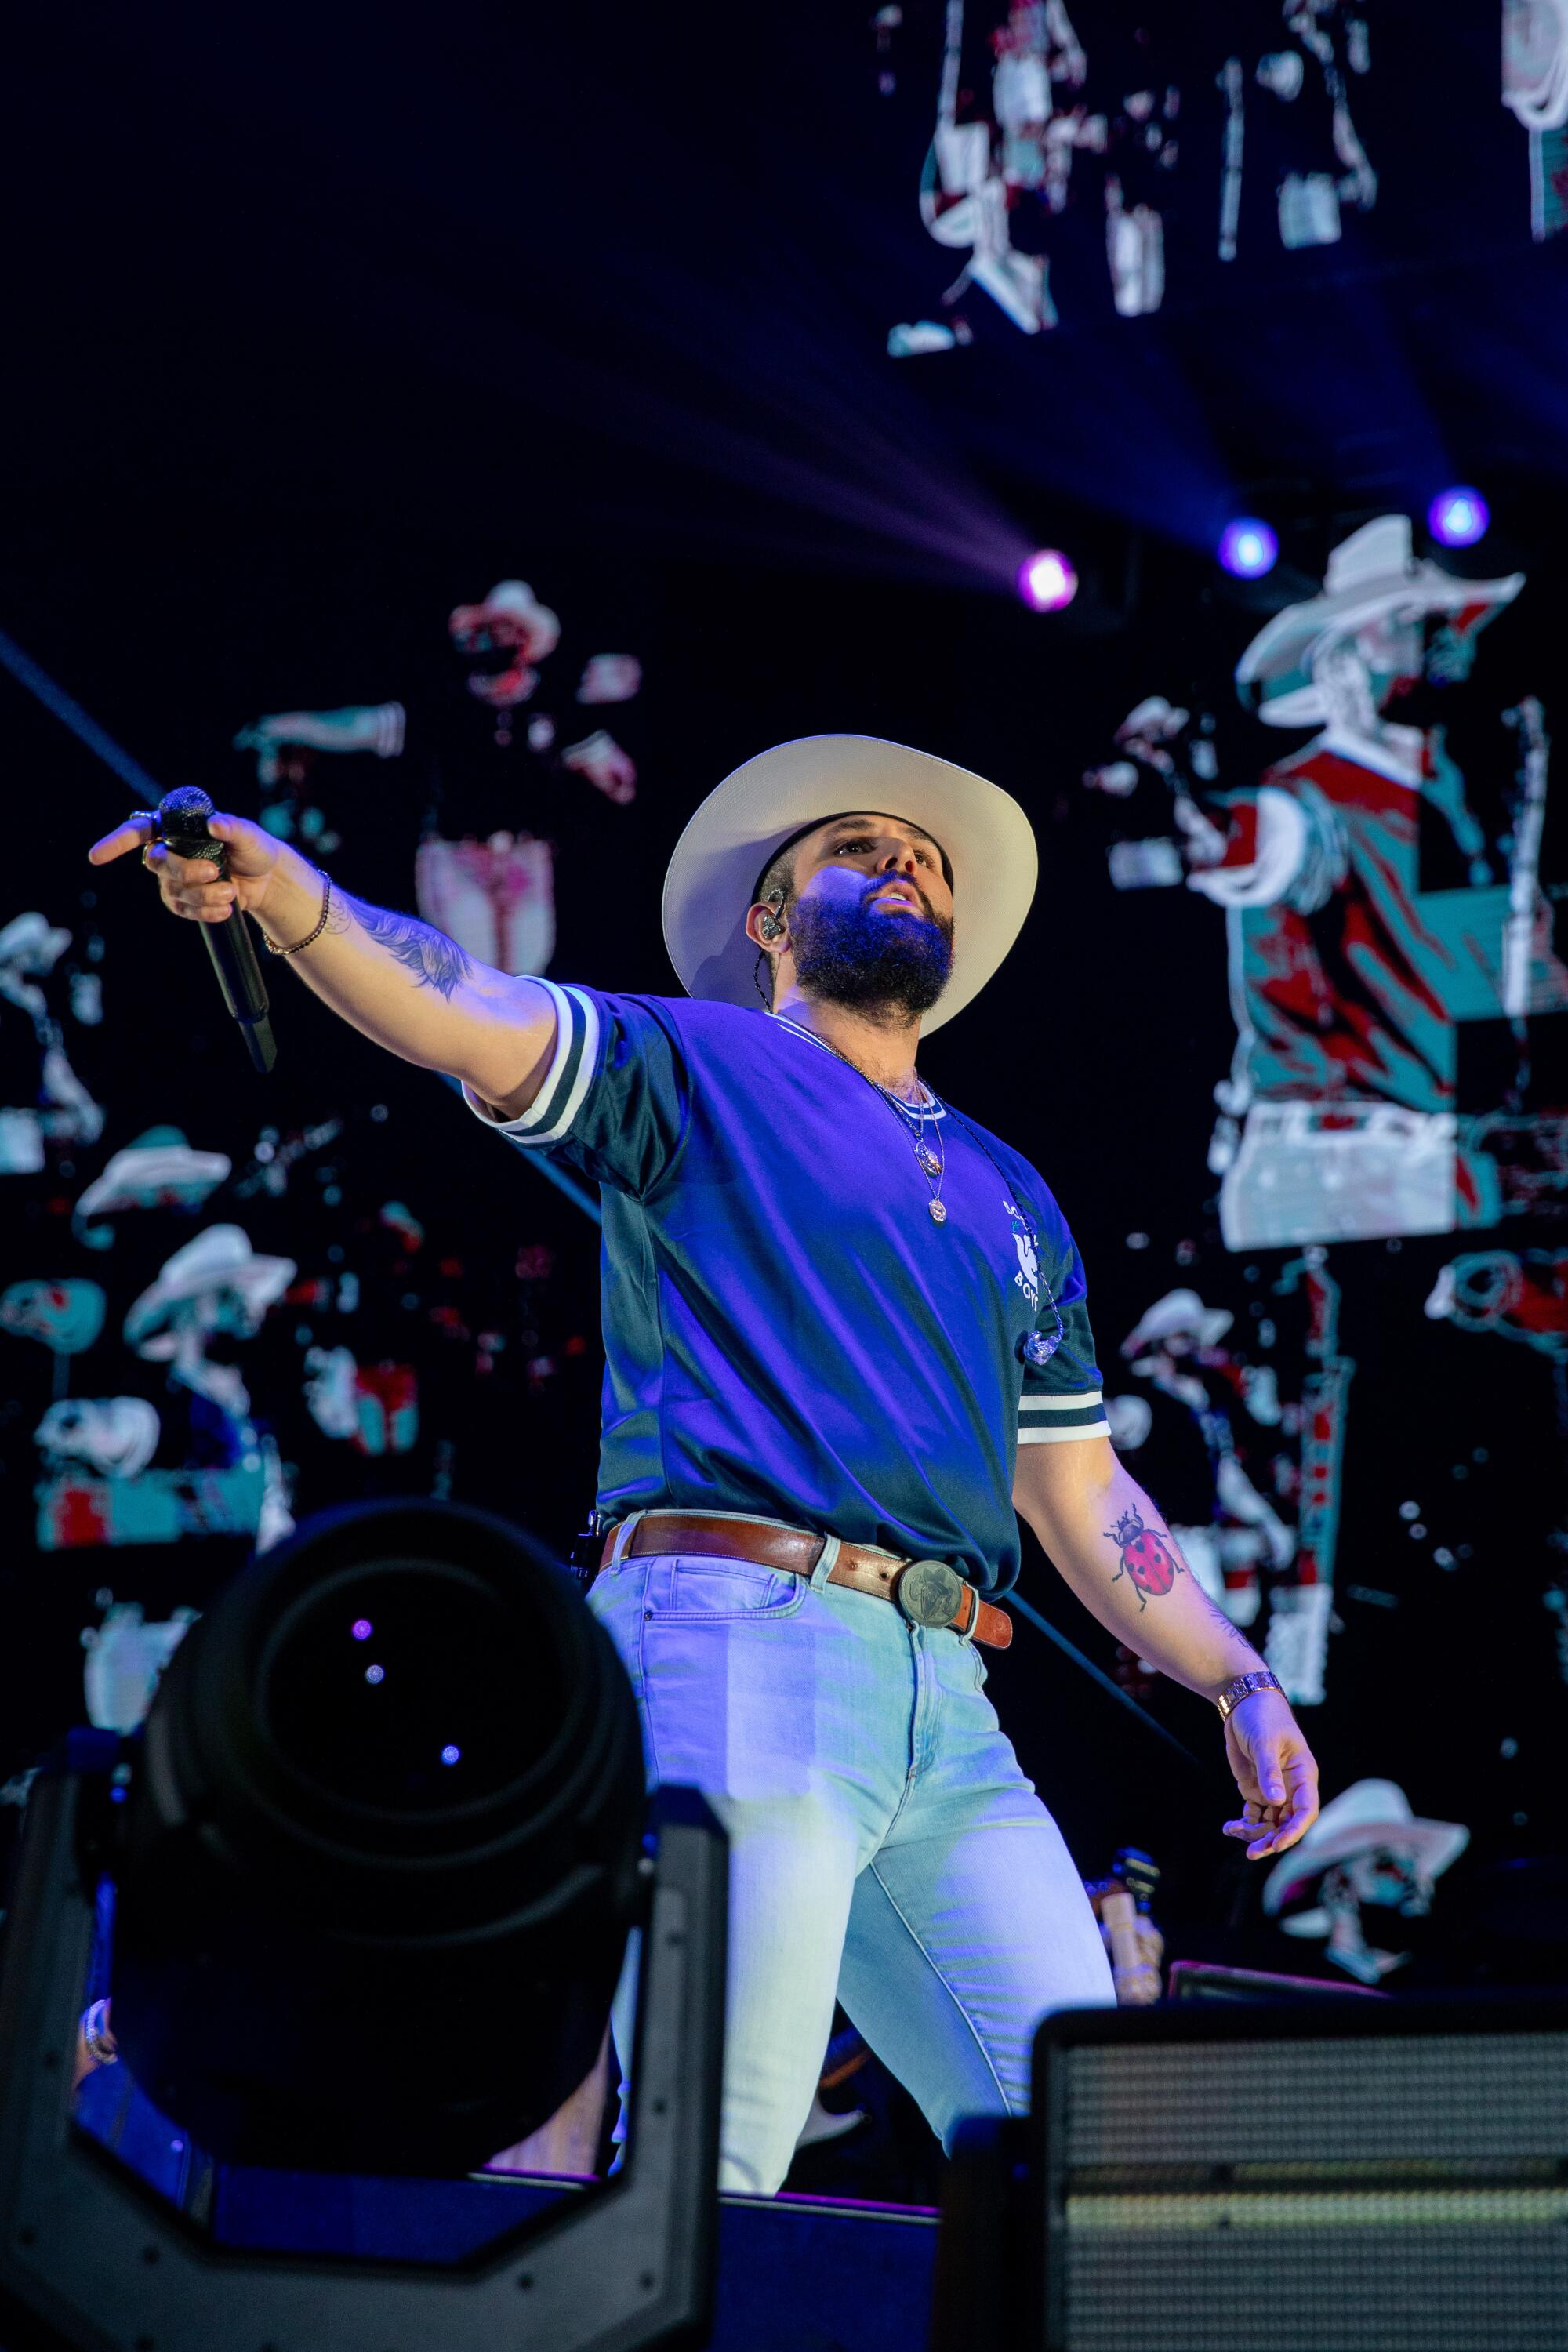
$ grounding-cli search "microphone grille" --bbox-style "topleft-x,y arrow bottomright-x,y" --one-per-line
158,786 -> 216,827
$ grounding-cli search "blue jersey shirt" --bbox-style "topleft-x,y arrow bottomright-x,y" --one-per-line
466,982 -> 1110,1593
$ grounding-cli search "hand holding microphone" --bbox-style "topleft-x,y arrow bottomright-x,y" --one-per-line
87,793 -> 323,1073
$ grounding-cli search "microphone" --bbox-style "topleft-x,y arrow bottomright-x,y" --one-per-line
155,786 -> 278,1073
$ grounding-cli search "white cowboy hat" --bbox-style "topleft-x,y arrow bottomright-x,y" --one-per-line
1115,696 -> 1189,742
0,911 -> 72,974
1263,1777 -> 1468,1917
1236,516 -> 1524,728
74,1126 -> 231,1229
448,579 -> 561,659
1121,1287 -> 1234,1357
124,1225 -> 296,1355
661,735 -> 1038,1036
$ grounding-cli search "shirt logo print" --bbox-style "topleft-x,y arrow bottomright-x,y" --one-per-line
1004,1198 -> 1040,1313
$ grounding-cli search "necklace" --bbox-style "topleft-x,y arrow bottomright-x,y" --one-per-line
772,1014 -> 949,1225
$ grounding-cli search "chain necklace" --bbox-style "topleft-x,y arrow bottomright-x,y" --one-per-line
771,1014 -> 950,1226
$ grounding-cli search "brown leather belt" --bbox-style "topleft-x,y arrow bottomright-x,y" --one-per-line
597,1512 -> 1013,1650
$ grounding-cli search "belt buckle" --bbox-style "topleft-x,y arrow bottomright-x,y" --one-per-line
894,1558 -> 965,1630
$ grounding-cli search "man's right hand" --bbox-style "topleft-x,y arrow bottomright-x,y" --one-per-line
87,806 -> 559,1117
87,810 -> 317,938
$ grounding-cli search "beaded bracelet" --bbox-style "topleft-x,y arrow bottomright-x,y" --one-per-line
263,867 -> 332,957
81,1997 -> 118,2067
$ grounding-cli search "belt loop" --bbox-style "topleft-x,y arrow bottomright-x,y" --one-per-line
956,1582 -> 978,1642
608,1510 -> 644,1568
808,1532 -> 841,1591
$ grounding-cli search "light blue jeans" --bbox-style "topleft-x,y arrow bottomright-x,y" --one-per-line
588,1526 -> 1114,2195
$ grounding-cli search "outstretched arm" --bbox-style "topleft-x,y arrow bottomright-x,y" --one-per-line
87,810 -> 554,1118
1014,1435 -> 1319,1859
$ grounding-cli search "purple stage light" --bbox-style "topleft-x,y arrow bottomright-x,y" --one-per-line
1218,518 -> 1278,579
441,1744 -> 461,1766
350,1617 -> 373,1641
1018,549 -> 1077,612
1428,487 -> 1489,548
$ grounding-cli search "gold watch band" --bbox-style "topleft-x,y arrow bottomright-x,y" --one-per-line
1215,1668 -> 1285,1719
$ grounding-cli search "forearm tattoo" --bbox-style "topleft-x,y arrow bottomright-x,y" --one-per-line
1105,1503 -> 1243,1647
1105,1505 -> 1187,1611
339,890 -> 474,1000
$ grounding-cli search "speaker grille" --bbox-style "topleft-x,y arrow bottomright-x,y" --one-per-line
1063,2224 -> 1568,2351
1047,2023 -> 1568,2350
1064,2034 -> 1568,2169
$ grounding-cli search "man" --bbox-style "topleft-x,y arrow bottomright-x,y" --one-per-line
91,731 -> 1319,2195
1210,514 -> 1568,1247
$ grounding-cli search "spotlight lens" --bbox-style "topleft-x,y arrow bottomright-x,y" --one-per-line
262,1565 -> 561,1812
1018,549 -> 1077,612
1218,518 -> 1278,579
350,1618 -> 372,1641
1428,487 -> 1489,547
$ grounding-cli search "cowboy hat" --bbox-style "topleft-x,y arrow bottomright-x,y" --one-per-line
1121,1287 -> 1234,1357
1263,1777 -> 1468,1918
0,912 -> 72,974
1236,516 -> 1523,728
661,735 -> 1038,1036
448,579 -> 561,659
124,1225 -> 296,1356
74,1126 -> 231,1234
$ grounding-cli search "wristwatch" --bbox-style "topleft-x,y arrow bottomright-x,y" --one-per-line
1214,1668 -> 1284,1719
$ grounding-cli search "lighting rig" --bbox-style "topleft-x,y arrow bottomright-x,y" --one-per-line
0,1500 -> 728,2352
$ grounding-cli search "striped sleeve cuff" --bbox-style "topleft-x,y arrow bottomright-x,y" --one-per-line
1018,1388 -> 1111,1445
461,981 -> 601,1149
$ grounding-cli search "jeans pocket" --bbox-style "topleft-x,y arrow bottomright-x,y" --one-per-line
651,1554 -> 806,1621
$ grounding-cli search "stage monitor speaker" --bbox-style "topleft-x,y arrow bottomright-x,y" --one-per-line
1030,1998 -> 1568,2352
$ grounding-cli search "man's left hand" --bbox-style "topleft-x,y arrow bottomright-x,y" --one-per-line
1221,1690 -> 1319,1860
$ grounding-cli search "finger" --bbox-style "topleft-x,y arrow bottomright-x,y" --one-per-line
1257,1780 -> 1318,1857
153,848 -> 225,889
88,817 -> 155,866
168,877 -> 236,916
206,814 -> 274,874
1252,1744 -> 1287,1809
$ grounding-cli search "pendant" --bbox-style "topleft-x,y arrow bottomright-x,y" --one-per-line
928,1199 -> 948,1225
916,1144 -> 941,1177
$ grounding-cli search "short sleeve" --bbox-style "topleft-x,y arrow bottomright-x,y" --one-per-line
462,982 -> 688,1196
1018,1228 -> 1111,1446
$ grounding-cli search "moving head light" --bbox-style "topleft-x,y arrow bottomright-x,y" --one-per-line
110,1498 -> 646,2172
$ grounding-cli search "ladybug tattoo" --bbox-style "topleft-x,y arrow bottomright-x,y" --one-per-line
1105,1507 -> 1185,1610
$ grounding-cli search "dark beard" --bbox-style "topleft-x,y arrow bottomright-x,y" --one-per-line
789,881 -> 954,1020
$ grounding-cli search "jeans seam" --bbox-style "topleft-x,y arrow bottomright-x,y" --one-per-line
864,1857 -> 1016,2115
634,1584 -> 665,1788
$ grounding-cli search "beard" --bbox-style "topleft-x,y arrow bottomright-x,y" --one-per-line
789,879 -> 954,1020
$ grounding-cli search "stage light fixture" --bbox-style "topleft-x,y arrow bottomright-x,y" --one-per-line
1217,517 -> 1278,579
1018,549 -> 1078,612
0,1501 -> 728,2352
1428,485 -> 1490,547
108,1497 -> 650,2175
